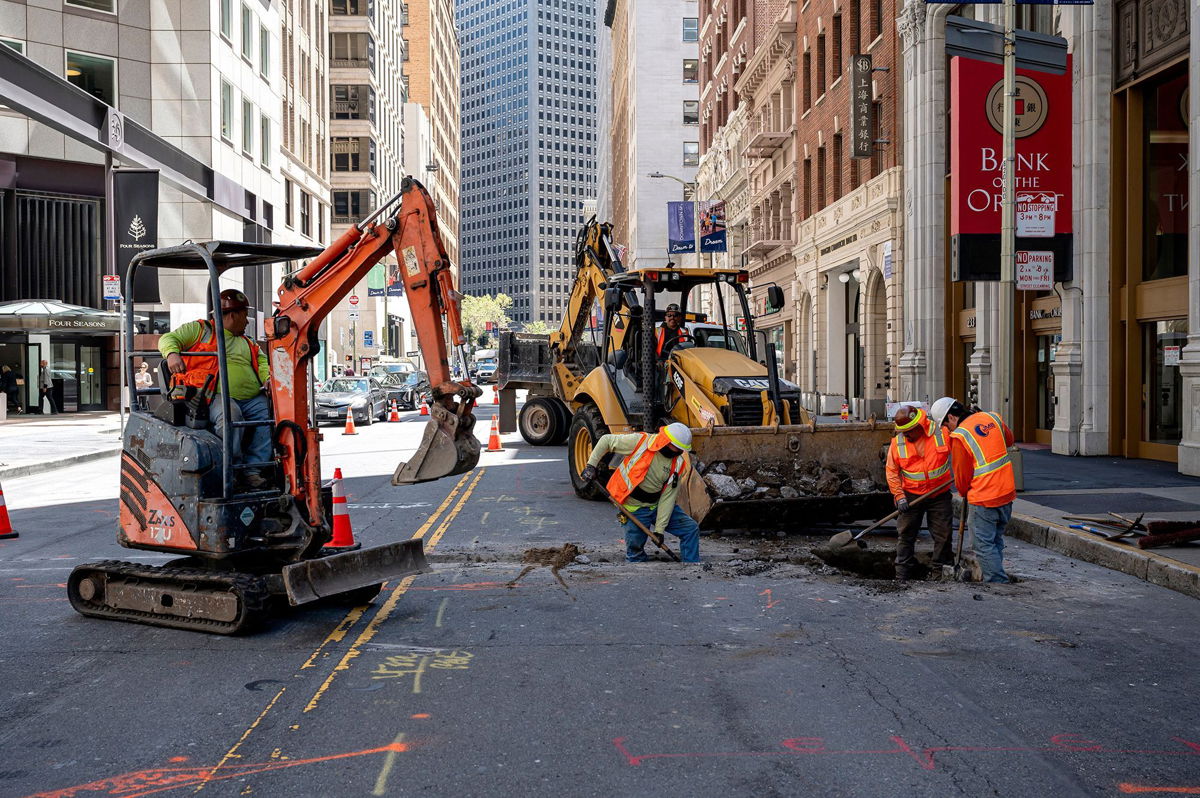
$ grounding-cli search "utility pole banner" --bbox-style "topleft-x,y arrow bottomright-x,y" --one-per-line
367,262 -> 404,296
113,169 -> 160,303
667,201 -> 696,254
950,56 -> 1073,282
698,200 -> 727,253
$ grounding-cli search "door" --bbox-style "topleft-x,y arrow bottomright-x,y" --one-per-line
79,344 -> 104,410
51,342 -> 78,412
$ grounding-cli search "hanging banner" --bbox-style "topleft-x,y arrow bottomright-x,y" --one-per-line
367,262 -> 404,297
113,169 -> 160,303
850,54 -> 874,159
697,200 -> 727,253
950,56 -> 1073,282
667,201 -> 696,254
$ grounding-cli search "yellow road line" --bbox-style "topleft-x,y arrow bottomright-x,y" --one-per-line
434,597 -> 449,628
193,686 -> 288,793
299,604 -> 371,671
411,472 -> 474,540
303,468 -> 486,713
371,732 -> 407,796
412,656 -> 429,694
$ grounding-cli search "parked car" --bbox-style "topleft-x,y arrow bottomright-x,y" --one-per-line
380,370 -> 431,411
314,377 -> 389,426
370,361 -> 416,379
474,359 -> 498,384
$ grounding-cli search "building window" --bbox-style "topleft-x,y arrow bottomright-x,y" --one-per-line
872,100 -> 884,177
1144,320 -> 1188,444
220,80 -> 233,141
832,15 -> 843,81
803,158 -> 812,218
284,179 -> 294,228
850,0 -> 861,55
870,0 -> 882,40
241,5 -> 254,60
832,134 -> 843,201
802,51 -> 812,109
220,0 -> 232,40
300,191 -> 312,237
260,113 -> 271,167
683,59 -> 698,83
259,25 -> 270,76
242,98 -> 254,154
683,141 -> 699,166
816,146 -> 827,209
0,39 -> 23,54
816,34 -> 826,96
65,51 -> 116,107
683,100 -> 699,125
1143,71 -> 1188,281
682,18 -> 699,41
65,0 -> 115,11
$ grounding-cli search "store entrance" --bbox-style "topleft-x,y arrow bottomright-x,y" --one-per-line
50,341 -> 105,412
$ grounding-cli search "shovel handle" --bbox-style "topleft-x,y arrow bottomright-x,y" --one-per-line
595,482 -> 681,562
850,484 -> 949,541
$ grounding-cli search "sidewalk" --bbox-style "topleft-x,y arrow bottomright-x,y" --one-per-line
0,412 -> 123,478
1005,447 -> 1200,599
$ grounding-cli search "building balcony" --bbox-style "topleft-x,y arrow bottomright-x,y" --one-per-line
742,224 -> 792,257
330,57 -> 371,69
743,122 -> 794,159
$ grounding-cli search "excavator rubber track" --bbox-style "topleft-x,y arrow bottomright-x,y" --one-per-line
67,560 -> 269,635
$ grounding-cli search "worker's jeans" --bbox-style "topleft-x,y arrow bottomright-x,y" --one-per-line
895,489 -> 954,577
970,502 -> 1012,583
621,505 -> 701,563
209,393 -> 273,469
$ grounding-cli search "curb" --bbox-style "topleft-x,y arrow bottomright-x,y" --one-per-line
0,447 -> 121,480
1006,511 -> 1200,601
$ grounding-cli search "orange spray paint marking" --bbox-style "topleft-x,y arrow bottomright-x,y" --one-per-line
759,589 -> 779,609
410,714 -> 430,719
1119,787 -> 1200,795
167,758 -> 188,764
27,742 -> 410,798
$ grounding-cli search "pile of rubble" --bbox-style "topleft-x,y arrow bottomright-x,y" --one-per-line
701,459 -> 879,501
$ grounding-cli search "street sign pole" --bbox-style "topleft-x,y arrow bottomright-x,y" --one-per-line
999,0 -> 1016,423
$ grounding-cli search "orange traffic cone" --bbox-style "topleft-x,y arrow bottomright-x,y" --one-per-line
840,402 -> 849,423
0,479 -> 16,540
324,467 -> 360,551
342,411 -> 358,435
492,386 -> 499,405
419,401 -> 429,417
388,399 -> 401,422
486,415 -> 504,452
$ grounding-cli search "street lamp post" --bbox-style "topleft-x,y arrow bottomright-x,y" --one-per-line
648,171 -> 698,268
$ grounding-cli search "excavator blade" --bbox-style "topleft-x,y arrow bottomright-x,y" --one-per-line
282,539 -> 431,606
392,402 -> 481,485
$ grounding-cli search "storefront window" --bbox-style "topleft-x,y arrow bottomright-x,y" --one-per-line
1036,333 -> 1060,430
1143,319 -> 1187,444
962,340 -> 976,406
1143,72 -> 1188,281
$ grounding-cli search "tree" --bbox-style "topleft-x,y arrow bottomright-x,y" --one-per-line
522,320 -> 552,335
460,293 -> 513,348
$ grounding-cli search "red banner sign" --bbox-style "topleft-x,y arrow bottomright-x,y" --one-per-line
951,56 -> 1072,237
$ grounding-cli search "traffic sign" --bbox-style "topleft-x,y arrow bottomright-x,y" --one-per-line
364,330 -> 375,347
406,351 -> 419,357
102,275 -> 121,301
349,310 -> 360,321
1016,251 -> 1054,290
349,295 -> 360,306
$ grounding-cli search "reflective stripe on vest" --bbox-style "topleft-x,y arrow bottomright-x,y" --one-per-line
176,319 -> 262,390
894,433 -> 952,484
951,412 -> 1012,478
606,432 -> 687,506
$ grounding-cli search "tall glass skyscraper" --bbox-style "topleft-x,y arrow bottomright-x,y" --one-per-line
456,0 -> 598,325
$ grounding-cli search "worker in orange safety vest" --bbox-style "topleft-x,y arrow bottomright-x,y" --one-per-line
930,396 -> 1017,583
656,304 -> 689,360
885,405 -> 954,580
580,422 -> 700,562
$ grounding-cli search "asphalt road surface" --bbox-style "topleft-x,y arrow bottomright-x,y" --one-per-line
1,402 -> 1198,798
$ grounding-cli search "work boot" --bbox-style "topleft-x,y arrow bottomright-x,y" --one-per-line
240,471 -> 268,490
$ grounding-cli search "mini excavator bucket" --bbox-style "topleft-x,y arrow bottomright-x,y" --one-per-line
392,402 -> 481,485
679,422 -> 898,532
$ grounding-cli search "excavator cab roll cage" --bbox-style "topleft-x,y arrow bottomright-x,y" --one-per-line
125,241 -> 324,505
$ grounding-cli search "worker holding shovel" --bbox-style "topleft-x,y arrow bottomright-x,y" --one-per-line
885,405 -> 955,580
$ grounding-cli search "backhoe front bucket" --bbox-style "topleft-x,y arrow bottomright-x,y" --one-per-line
282,539 -> 431,605
680,422 -> 896,532
392,402 -> 481,485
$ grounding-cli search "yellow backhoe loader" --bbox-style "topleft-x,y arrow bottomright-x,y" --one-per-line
498,219 -> 895,531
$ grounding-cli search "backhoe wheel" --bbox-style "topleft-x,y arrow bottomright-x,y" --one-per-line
519,398 -> 560,446
549,399 -> 571,445
568,404 -> 610,501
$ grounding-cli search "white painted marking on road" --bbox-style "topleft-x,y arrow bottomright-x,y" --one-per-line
480,511 -> 489,526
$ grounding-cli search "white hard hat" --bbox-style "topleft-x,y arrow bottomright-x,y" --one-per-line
662,422 -> 693,451
929,396 -> 957,428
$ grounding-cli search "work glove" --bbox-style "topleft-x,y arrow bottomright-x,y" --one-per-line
896,497 -> 911,513
580,465 -> 598,483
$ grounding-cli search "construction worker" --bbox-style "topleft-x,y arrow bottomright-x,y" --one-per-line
160,289 -> 271,487
885,405 -> 954,580
656,303 -> 689,360
930,397 -> 1016,583
580,422 -> 701,563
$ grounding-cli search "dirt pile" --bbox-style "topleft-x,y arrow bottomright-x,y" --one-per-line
701,459 -> 880,501
506,543 -> 582,592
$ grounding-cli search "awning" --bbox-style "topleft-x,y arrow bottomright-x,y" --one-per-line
0,299 -> 136,333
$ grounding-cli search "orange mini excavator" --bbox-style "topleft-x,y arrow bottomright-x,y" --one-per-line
67,177 -> 481,633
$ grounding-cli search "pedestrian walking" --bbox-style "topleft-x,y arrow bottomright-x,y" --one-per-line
38,359 -> 59,414
885,404 -> 954,580
930,397 -> 1017,583
1,365 -> 21,414
580,422 -> 701,563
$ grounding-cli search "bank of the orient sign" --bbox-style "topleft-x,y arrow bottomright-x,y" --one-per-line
949,56 -> 1074,283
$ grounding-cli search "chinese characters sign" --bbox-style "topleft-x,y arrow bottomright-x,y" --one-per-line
850,55 -> 874,160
